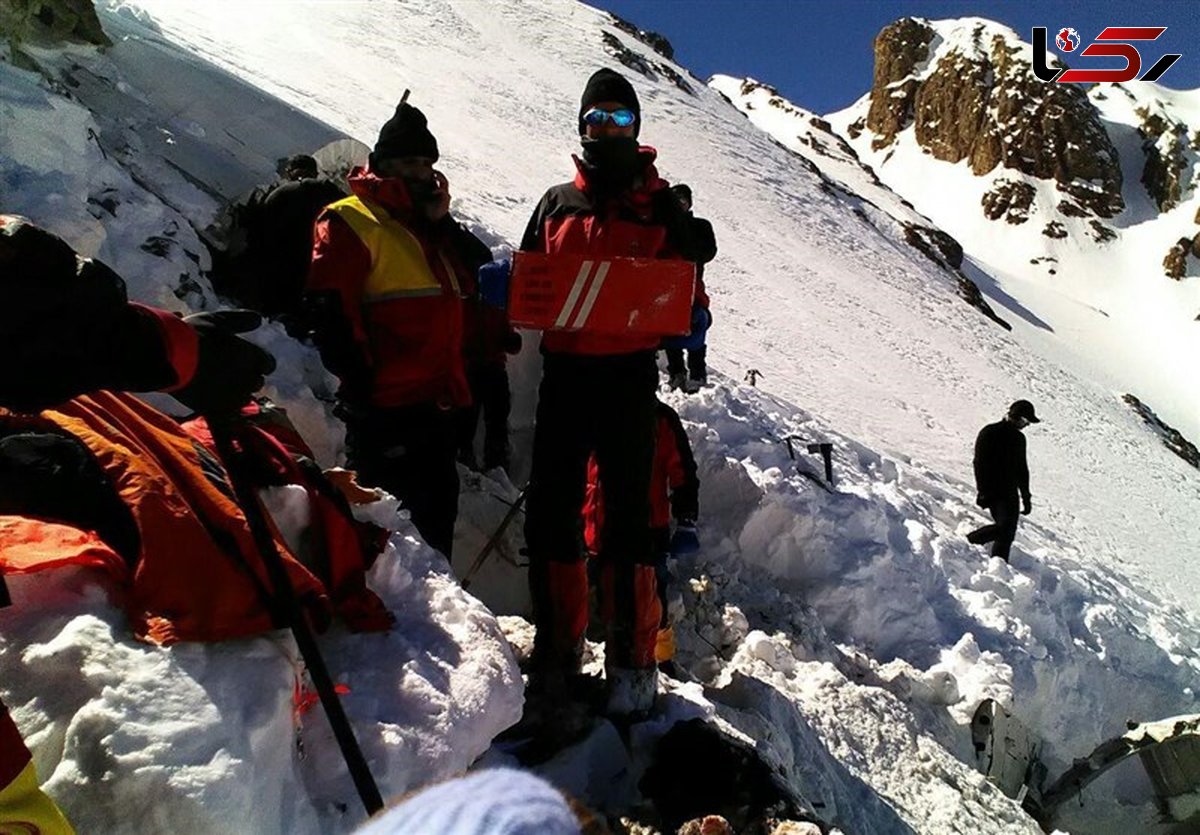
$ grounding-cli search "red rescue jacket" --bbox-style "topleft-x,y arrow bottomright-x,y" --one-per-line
306,168 -> 490,409
583,401 -> 699,553
520,147 -> 707,356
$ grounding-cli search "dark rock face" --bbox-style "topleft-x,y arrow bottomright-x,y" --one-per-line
981,179 -> 1035,224
902,222 -> 1012,330
1138,107 -> 1191,212
1164,238 -> 1192,279
600,31 -> 694,96
1043,221 -> 1067,239
1089,221 -> 1117,244
607,12 -> 675,60
867,18 -> 934,150
0,0 -> 110,46
1123,394 -> 1200,468
866,19 -> 1124,222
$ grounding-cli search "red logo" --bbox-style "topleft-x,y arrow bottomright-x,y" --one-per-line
1032,26 -> 1181,83
1056,28 -> 1080,52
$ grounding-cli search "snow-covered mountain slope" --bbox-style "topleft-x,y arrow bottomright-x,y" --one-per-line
2,1 -> 1199,833
107,0 -> 1200,607
818,17 -> 1200,451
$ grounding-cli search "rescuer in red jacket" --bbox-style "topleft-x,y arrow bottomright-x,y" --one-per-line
519,68 -> 705,717
305,98 -> 492,558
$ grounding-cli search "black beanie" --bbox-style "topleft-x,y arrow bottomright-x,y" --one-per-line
373,101 -> 439,164
670,183 -> 693,205
579,68 -> 641,137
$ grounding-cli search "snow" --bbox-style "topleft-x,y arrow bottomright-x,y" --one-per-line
2,2 -> 1199,833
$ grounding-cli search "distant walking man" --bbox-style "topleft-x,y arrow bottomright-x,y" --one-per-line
967,400 -> 1039,561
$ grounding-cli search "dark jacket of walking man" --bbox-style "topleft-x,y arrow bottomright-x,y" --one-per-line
967,399 -> 1040,561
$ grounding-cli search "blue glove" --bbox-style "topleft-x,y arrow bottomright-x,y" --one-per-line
669,522 -> 700,556
477,259 -> 511,308
662,304 -> 711,350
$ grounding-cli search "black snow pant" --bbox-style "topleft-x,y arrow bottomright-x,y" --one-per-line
456,363 -> 512,472
525,350 -> 660,672
344,402 -> 460,558
665,346 -> 707,382
969,495 -> 1020,560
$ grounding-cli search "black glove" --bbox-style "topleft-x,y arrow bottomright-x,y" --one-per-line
503,329 -> 522,355
174,310 -> 276,417
1021,497 -> 1032,516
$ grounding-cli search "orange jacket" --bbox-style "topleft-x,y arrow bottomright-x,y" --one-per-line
0,391 -> 330,644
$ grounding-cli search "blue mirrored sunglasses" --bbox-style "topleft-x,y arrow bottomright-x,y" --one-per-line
583,107 -> 637,128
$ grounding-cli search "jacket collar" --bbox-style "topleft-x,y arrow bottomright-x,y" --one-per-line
571,146 -> 667,199
347,166 -> 417,219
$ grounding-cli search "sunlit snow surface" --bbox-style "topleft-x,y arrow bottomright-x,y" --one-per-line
1,1 -> 1198,832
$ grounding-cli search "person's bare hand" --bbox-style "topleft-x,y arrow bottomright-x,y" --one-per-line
426,170 -> 451,221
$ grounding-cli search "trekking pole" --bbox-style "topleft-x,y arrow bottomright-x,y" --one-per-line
461,484 -> 527,591
209,421 -> 383,817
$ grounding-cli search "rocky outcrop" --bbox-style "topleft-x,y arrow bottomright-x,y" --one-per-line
1043,221 -> 1067,239
902,222 -> 1011,330
1089,221 -> 1117,244
600,30 -> 694,95
981,179 -> 1035,224
608,12 -> 675,60
1138,107 -> 1191,212
865,19 -> 1123,220
866,18 -> 934,150
1123,394 -> 1200,469
1164,238 -> 1192,279
0,0 -> 109,46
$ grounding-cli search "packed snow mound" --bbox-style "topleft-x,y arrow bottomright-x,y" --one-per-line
0,506 -> 524,835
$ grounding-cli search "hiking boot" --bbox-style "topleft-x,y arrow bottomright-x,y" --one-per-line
966,528 -> 987,545
682,377 -> 702,394
667,372 -> 688,391
605,666 -> 658,719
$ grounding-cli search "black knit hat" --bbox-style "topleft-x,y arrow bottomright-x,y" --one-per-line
372,101 -> 439,165
579,68 -> 641,137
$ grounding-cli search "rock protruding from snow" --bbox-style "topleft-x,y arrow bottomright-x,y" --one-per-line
866,17 -> 1124,222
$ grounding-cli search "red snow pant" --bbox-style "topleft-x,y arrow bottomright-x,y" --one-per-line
525,351 -> 661,672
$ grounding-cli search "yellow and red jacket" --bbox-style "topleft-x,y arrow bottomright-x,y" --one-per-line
306,168 -> 490,409
0,699 -> 74,834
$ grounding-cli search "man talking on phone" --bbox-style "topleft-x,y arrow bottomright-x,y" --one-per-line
304,94 -> 491,558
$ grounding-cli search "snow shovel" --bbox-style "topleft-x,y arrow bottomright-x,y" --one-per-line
209,421 -> 383,816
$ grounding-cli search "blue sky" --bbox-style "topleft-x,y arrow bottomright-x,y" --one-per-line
597,0 -> 1200,115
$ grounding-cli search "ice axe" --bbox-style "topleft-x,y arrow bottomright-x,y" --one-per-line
461,484 -> 528,591
208,419 -> 383,817
781,435 -> 835,489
